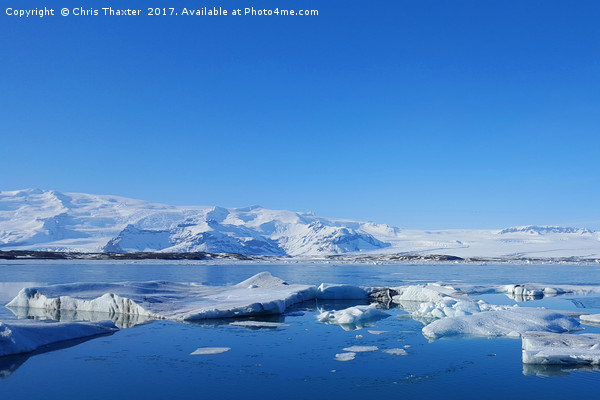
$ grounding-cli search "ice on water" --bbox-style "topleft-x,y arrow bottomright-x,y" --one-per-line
422,308 -> 580,339
522,332 -> 600,365
317,304 -> 389,330
6,272 -> 316,323
0,320 -> 117,356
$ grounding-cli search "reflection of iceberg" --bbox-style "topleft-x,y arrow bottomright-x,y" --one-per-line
6,307 -> 152,329
0,329 -> 117,378
522,331 -> 600,365
317,304 -> 389,331
0,320 -> 117,357
422,309 -> 580,339
6,272 -> 316,322
522,363 -> 600,377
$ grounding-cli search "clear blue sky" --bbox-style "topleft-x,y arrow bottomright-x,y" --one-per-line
1,0 -> 599,229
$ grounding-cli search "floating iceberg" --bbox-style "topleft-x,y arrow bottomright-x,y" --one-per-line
190,347 -> 231,355
0,320 -> 117,357
381,283 -> 508,321
6,272 -> 316,323
522,332 -> 600,365
422,308 -> 580,339
317,304 -> 389,330
342,345 -> 378,352
316,283 -> 370,300
382,348 -> 408,356
334,352 -> 356,361
580,314 -> 600,326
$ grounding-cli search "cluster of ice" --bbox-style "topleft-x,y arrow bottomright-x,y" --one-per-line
386,283 -> 508,321
0,320 -> 117,356
6,272 -> 316,323
422,308 -> 580,339
317,304 -> 389,330
522,332 -> 600,365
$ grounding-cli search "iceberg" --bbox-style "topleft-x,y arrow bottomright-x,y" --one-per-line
334,352 -> 356,361
382,283 -> 508,321
422,308 -> 580,339
190,347 -> 231,355
342,345 -> 378,352
522,332 -> 600,365
316,283 -> 370,300
0,320 -> 117,357
317,304 -> 389,330
580,314 -> 600,326
6,272 -> 316,323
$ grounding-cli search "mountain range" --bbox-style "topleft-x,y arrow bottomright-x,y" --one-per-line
1,189 -> 599,258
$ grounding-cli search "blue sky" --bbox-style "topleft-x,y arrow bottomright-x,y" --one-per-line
1,0 -> 599,229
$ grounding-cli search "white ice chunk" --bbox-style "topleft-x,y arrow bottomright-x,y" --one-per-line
317,304 -> 389,330
580,314 -> 600,325
190,347 -> 231,355
382,348 -> 408,356
392,284 -> 463,303
316,283 -> 370,299
335,352 -> 356,361
229,321 -> 290,328
367,330 -> 388,335
0,320 -> 117,356
6,272 -> 316,322
522,332 -> 600,365
342,345 -> 378,352
422,308 -> 580,339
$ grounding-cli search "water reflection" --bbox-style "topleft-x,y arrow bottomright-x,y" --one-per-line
0,331 -> 116,378
523,363 -> 600,377
6,306 -> 154,329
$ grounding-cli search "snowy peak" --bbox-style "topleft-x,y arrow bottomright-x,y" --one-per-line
0,189 -> 387,256
1,189 -> 599,258
498,226 -> 593,235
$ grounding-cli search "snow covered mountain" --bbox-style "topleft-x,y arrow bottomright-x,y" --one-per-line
1,189 -> 599,258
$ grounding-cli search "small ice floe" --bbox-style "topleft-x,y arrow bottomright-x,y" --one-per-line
317,304 -> 389,330
367,330 -> 388,335
522,332 -> 600,365
382,348 -> 408,356
422,308 -> 580,339
580,314 -> 600,326
335,352 -> 356,362
190,347 -> 231,355
0,320 -> 118,357
229,321 -> 290,329
317,284 -> 371,300
342,346 -> 378,352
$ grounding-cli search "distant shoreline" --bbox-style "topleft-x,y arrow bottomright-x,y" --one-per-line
1,250 -> 598,265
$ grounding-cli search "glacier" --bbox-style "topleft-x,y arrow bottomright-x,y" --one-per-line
2,189 -> 600,258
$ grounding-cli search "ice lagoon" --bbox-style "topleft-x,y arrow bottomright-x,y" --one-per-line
1,261 -> 600,399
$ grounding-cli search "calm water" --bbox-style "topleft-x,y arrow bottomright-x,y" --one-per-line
1,261 -> 600,399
